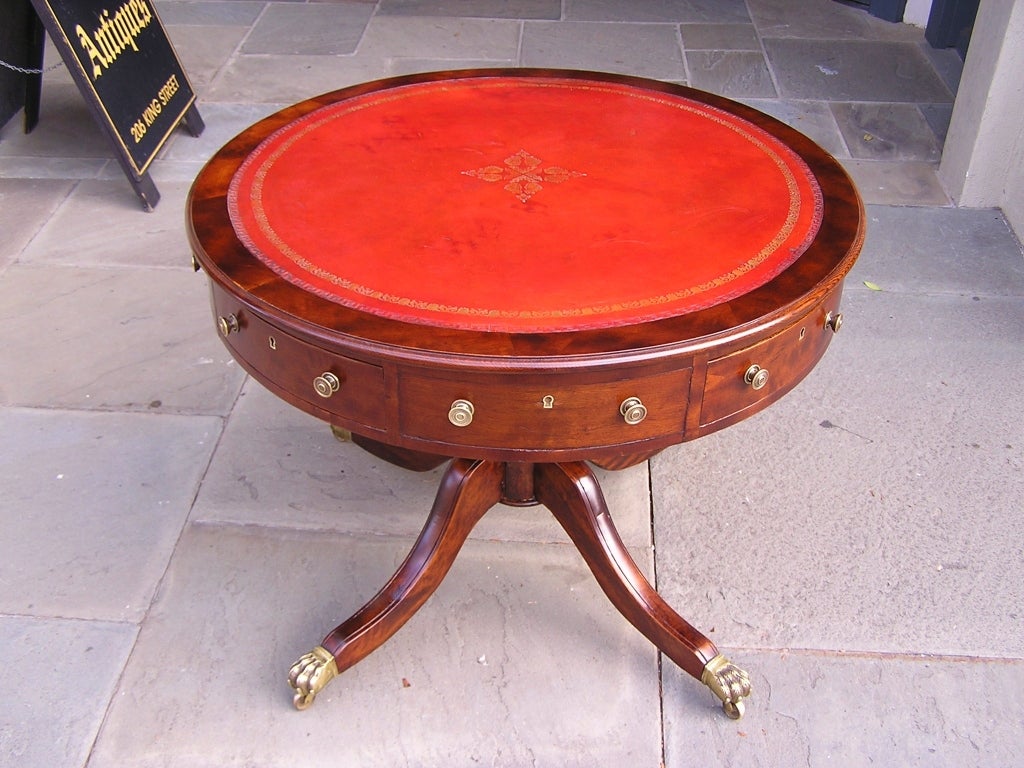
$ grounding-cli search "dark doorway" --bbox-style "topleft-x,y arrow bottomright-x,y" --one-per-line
926,0 -> 980,59
0,0 -> 44,132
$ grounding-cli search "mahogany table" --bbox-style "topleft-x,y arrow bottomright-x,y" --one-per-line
187,69 -> 863,719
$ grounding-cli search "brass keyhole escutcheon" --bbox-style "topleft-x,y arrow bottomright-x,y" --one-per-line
744,364 -> 769,390
619,397 -> 648,425
218,313 -> 239,336
542,395 -> 555,409
313,372 -> 341,398
448,399 -> 475,427
825,311 -> 843,333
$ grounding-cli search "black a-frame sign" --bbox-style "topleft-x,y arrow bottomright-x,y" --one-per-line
29,0 -> 203,209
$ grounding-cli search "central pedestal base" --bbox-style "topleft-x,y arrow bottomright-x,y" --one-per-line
287,448 -> 751,719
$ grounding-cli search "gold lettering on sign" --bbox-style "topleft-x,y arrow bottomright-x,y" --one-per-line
75,0 -> 154,80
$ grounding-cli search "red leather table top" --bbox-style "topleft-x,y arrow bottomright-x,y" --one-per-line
228,76 -> 823,333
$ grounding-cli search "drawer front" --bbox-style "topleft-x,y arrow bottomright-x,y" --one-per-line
398,368 -> 691,451
700,306 -> 837,429
212,294 -> 386,431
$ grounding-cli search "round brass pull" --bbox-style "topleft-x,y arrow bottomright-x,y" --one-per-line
448,399 -> 475,427
313,372 -> 341,398
825,311 -> 843,333
619,397 -> 648,425
744,364 -> 769,390
217,313 -> 239,336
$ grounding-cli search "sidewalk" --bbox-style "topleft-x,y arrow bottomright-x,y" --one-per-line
1,2 -> 1023,766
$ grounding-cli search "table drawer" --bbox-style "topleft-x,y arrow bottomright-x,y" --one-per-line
213,299 -> 386,431
398,368 -> 691,451
700,306 -> 836,429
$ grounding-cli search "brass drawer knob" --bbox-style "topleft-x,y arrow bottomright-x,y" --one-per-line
744,364 -> 769,390
217,313 -> 239,336
619,397 -> 648,425
825,311 -> 843,333
448,399 -> 475,427
313,372 -> 341,398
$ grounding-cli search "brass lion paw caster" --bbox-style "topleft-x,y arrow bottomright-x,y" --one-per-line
288,646 -> 339,710
701,654 -> 752,719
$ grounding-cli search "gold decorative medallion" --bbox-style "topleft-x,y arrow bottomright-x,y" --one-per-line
462,149 -> 586,202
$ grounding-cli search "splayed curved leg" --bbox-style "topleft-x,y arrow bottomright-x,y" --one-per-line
534,461 -> 751,719
289,458 -> 503,709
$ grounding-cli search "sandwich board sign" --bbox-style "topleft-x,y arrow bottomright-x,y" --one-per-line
29,0 -> 203,209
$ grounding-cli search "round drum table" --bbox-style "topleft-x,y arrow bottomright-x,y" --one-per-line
187,69 -> 863,719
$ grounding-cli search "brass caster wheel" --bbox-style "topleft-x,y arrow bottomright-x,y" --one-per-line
701,654 -> 752,720
288,646 -> 339,710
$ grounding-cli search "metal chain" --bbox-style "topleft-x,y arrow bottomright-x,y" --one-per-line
0,57 -> 64,75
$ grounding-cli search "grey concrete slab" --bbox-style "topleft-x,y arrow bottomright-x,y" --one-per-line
680,23 -> 760,51
740,99 -> 848,157
0,616 -> 137,768
18,179 -> 195,267
192,381 -> 653,548
241,3 -> 374,55
358,16 -> 522,61
652,289 -> 1024,659
748,0 -> 872,40
831,103 -> 943,162
854,206 -> 1024,297
88,523 -> 662,767
521,21 -> 687,80
763,40 -> 954,103
567,0 -> 750,23
378,0 -> 561,19
686,51 -> 776,98
0,407 -> 220,621
0,178 -> 73,266
0,264 -> 244,414
663,651 -> 1024,768
841,159 -> 950,206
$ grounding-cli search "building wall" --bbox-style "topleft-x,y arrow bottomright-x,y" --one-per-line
938,0 -> 1024,239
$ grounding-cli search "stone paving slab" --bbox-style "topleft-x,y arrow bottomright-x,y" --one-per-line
165,24 -> 249,93
747,0 -> 874,40
521,21 -> 687,80
566,0 -> 752,23
680,23 -> 761,51
763,40 -> 954,103
88,522 -> 661,767
832,103 -> 943,162
740,99 -> 849,157
652,288 -> 1024,659
686,50 -> 776,98
241,3 -> 374,56
359,16 -> 522,61
378,0 -> 561,19
0,616 -> 137,768
192,381 -> 653,548
0,407 -> 220,622
662,650 -> 1024,768
0,264 -> 244,413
